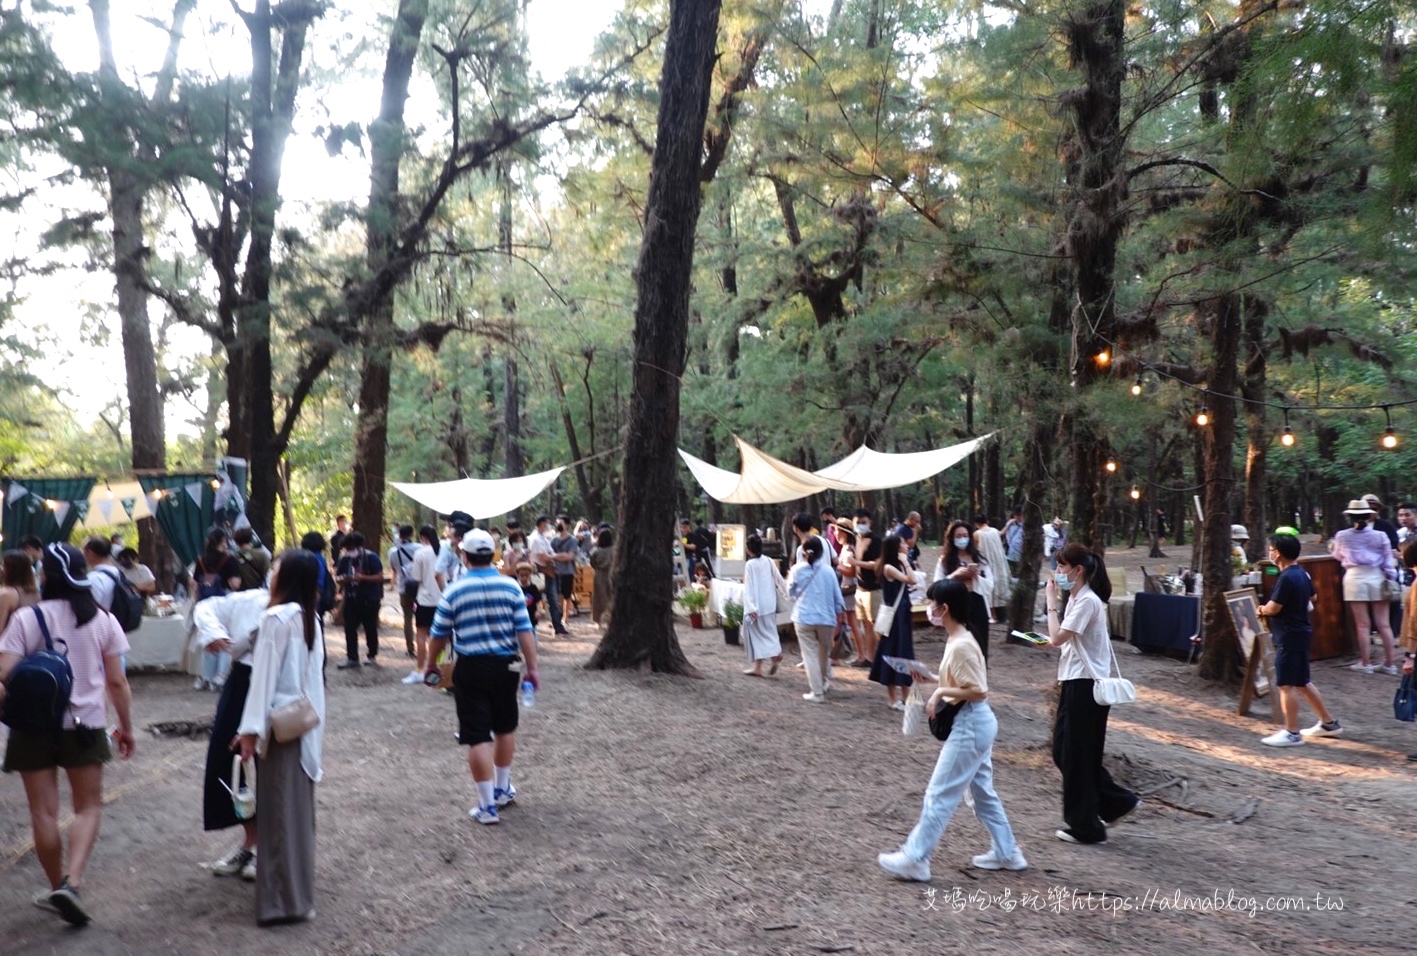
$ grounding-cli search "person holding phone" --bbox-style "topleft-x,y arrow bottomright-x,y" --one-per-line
933,520 -> 992,660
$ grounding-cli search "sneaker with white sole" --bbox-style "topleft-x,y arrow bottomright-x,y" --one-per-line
1347,662 -> 1376,674
878,850 -> 931,882
802,692 -> 826,703
494,784 -> 517,807
48,879 -> 90,926
401,671 -> 423,685
1260,729 -> 1304,747
209,845 -> 254,877
889,700 -> 906,712
468,805 -> 500,825
971,847 -> 1029,871
240,853 -> 257,882
1300,719 -> 1343,738
32,890 -> 58,913
1382,664 -> 1400,676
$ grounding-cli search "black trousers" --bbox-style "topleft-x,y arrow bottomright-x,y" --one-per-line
344,599 -> 380,662
1052,678 -> 1137,843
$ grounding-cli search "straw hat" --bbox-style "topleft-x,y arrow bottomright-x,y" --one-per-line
833,517 -> 857,537
1342,499 -> 1376,516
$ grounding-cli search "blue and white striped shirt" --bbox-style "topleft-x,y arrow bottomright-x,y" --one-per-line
430,566 -> 533,657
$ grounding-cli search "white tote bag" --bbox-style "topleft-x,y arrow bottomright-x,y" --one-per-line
902,683 -> 927,736
1081,636 -> 1137,706
874,580 -> 906,635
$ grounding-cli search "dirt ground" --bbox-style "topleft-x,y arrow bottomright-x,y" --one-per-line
2,546 -> 1414,955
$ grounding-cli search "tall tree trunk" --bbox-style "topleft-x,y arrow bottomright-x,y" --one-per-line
1197,294 -> 1244,682
1008,416 -> 1052,631
549,358 -> 600,517
235,1 -> 316,544
589,0 -> 723,673
91,0 -> 193,582
1241,302 -> 1269,560
1062,0 -> 1126,550
351,0 -> 429,550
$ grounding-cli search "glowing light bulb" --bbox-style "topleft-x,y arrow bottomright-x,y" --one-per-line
1129,485 -> 1142,500
1130,378 -> 1142,396
1382,427 -> 1399,450
1095,349 -> 1111,367
1195,406 -> 1210,427
1280,426 -> 1295,447
1105,460 -> 1118,474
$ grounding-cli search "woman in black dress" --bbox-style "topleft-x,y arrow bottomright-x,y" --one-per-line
933,520 -> 992,660
868,534 -> 916,711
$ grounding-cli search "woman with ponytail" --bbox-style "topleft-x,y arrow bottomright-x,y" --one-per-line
237,550 -> 326,925
1043,542 -> 1138,846
0,543 -> 135,925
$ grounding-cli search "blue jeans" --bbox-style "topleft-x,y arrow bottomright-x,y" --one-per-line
902,700 -> 1019,863
543,571 -> 564,632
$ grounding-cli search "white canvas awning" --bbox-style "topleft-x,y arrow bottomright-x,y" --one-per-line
679,433 -> 993,504
815,434 -> 993,489
389,467 -> 566,520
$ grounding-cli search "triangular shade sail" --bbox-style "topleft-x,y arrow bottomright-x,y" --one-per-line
390,467 -> 566,520
678,434 -> 993,505
814,434 -> 992,489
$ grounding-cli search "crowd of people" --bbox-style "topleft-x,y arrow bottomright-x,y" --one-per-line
2,492 -> 1414,928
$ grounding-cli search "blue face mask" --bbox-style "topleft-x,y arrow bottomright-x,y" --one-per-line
953,537 -> 970,549
1054,571 -> 1074,591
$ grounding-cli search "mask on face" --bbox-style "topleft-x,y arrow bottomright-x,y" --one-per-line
854,523 -> 869,535
1054,571 -> 1074,591
927,606 -> 945,627
953,536 -> 970,549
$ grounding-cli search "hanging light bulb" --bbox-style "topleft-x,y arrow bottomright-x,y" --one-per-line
1130,377 -> 1142,396
1104,459 -> 1118,474
1195,404 -> 1210,427
1129,484 -> 1142,500
210,478 -> 221,490
1094,348 -> 1111,368
1381,405 -> 1399,449
1279,407 -> 1296,447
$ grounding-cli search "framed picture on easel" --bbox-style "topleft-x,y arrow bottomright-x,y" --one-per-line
1226,587 -> 1279,719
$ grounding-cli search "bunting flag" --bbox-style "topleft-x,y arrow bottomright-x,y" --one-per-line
185,481 -> 204,507
97,499 -> 113,523
120,497 -> 137,518
72,500 -> 89,521
0,477 -> 96,545
6,482 -> 27,504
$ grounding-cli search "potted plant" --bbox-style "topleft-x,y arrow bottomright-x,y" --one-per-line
721,599 -> 744,645
679,586 -> 709,628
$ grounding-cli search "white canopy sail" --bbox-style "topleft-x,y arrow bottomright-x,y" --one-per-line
679,433 -> 993,504
389,467 -> 566,520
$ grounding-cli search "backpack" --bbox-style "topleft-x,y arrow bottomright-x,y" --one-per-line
1,607 -> 74,734
316,560 -> 337,614
395,544 -> 419,598
98,566 -> 145,633
195,557 -> 230,602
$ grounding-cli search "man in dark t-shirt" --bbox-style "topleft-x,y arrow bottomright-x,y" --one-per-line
1256,533 -> 1341,747
852,509 -> 884,666
336,531 -> 385,669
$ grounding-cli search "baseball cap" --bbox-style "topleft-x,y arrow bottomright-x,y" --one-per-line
460,529 -> 495,555
443,510 -> 474,526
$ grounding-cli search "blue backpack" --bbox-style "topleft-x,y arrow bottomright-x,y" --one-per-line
1,607 -> 74,734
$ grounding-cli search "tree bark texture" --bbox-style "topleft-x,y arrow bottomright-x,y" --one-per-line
1198,294 -> 1243,682
589,0 -> 723,673
1062,0 -> 1126,550
351,0 -> 429,550
1241,300 -> 1269,560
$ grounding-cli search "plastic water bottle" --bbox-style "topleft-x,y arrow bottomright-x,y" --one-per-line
520,679 -> 535,708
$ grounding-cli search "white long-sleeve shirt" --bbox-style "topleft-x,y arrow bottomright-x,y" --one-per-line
238,603 -> 326,782
192,588 -> 270,665
742,555 -> 785,621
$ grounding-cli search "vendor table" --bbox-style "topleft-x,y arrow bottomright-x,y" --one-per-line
125,615 -> 194,672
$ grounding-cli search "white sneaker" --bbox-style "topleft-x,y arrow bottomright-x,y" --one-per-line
878,850 -> 931,882
1348,662 -> 1376,673
802,692 -> 826,703
209,845 -> 254,877
1260,729 -> 1304,747
193,677 -> 207,691
971,847 -> 1029,871
401,671 -> 422,685
240,853 -> 257,882
1300,720 -> 1343,738
889,700 -> 906,712
468,805 -> 500,825
1382,664 -> 1400,676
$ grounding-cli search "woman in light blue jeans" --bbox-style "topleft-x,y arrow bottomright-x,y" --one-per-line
879,579 -> 1026,882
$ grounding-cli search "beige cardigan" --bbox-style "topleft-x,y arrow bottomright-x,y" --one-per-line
1402,581 -> 1417,654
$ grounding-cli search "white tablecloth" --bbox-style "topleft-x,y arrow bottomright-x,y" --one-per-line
125,615 -> 194,672
708,579 -> 795,629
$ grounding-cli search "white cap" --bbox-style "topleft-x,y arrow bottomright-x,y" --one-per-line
460,528 -> 495,555
1230,524 -> 1250,540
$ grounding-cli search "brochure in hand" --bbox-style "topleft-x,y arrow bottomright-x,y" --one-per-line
1010,630 -> 1049,646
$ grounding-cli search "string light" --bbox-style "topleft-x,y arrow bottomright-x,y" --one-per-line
1104,459 -> 1118,474
1129,484 -> 1142,500
210,478 -> 221,490
1094,348 -> 1111,368
1195,403 -> 1210,427
1279,407 -> 1296,447
1130,377 -> 1142,396
1381,405 -> 1399,449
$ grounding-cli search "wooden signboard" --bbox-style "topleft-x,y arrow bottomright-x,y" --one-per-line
1227,588 -> 1281,721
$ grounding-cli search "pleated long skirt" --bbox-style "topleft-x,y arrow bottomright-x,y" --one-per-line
255,738 -> 316,926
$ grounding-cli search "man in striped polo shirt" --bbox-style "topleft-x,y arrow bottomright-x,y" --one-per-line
427,529 -> 539,825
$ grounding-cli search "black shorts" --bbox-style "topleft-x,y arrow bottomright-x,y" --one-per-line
4,726 -> 112,773
452,655 -> 520,745
558,574 -> 575,596
414,604 -> 437,629
1272,633 -> 1312,687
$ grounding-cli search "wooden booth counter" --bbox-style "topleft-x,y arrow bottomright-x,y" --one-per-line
1297,555 -> 1355,660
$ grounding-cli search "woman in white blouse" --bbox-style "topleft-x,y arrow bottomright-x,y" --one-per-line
933,520 -> 992,659
237,550 -> 326,926
1043,542 -> 1139,846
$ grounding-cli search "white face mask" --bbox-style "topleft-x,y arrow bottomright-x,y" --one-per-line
855,523 -> 870,535
953,536 -> 970,549
1054,570 -> 1074,591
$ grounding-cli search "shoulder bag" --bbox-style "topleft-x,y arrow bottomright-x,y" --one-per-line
1079,631 -> 1137,706
1395,670 -> 1417,723
929,699 -> 965,741
269,627 -> 321,743
902,683 -> 927,736
873,578 -> 906,635
222,754 -> 257,820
